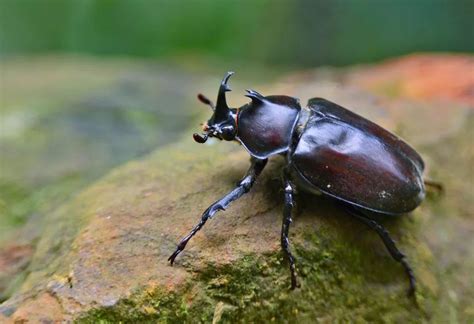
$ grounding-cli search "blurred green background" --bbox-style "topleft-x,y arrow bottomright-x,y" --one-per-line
1,0 -> 473,66
0,0 -> 473,245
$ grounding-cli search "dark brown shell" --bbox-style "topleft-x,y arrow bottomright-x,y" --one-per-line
236,95 -> 301,159
291,98 -> 425,215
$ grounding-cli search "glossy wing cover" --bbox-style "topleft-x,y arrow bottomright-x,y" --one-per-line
292,98 -> 425,214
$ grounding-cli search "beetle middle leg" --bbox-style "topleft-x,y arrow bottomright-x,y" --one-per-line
168,157 -> 267,265
345,207 -> 416,296
281,172 -> 300,289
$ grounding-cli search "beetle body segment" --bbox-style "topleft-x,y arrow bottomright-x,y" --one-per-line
291,98 -> 425,215
236,94 -> 301,159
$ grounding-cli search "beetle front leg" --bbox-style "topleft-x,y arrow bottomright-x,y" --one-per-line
168,157 -> 267,265
281,173 -> 300,289
345,207 -> 416,296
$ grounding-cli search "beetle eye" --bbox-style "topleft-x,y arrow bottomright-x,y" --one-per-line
220,124 -> 235,140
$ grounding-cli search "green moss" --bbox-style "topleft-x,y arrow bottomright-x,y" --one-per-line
0,181 -> 33,230
77,287 -> 199,323
79,233 -> 430,323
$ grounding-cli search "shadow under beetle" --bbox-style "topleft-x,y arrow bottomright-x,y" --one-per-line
169,71 -> 432,295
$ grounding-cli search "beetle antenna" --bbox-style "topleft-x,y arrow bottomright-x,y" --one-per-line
197,93 -> 215,110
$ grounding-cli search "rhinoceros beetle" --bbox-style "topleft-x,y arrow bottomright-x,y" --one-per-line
169,71 -> 432,295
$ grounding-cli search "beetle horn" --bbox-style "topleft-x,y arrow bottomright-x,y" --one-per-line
214,71 -> 234,121
245,89 -> 265,103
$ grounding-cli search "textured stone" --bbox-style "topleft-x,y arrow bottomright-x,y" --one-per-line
1,54 -> 473,323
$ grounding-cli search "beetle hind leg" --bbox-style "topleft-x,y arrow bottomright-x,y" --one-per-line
345,207 -> 416,296
281,173 -> 300,289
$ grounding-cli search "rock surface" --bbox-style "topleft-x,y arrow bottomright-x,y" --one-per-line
0,56 -> 219,241
1,54 -> 473,323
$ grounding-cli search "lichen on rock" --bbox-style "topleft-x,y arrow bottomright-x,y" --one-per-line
1,55 -> 473,323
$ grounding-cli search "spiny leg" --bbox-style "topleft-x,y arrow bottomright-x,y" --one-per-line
281,172 -> 300,289
345,207 -> 416,296
168,157 -> 267,265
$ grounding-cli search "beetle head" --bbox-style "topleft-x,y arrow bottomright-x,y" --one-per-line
194,71 -> 237,143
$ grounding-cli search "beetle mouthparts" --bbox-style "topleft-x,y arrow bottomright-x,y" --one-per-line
193,133 -> 208,143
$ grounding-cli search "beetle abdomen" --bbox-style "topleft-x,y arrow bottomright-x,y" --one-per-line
292,98 -> 425,215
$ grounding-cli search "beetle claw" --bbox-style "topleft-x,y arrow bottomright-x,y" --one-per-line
290,277 -> 300,290
168,249 -> 180,265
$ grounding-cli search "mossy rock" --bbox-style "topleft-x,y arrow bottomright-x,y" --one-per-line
1,56 -> 473,323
